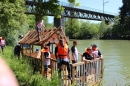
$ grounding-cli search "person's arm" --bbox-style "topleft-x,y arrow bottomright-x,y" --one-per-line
98,50 -> 103,59
55,47 -> 58,59
67,48 -> 70,62
44,52 -> 50,59
82,57 -> 91,62
78,52 -> 83,56
98,50 -> 101,56
71,46 -> 76,62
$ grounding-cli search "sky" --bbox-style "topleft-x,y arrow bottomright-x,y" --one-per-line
48,0 -> 123,23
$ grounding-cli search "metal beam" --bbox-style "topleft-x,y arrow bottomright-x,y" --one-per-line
25,0 -> 115,21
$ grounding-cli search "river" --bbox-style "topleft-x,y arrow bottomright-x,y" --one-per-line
68,40 -> 130,86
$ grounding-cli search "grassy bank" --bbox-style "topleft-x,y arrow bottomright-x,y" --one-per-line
0,46 -> 60,86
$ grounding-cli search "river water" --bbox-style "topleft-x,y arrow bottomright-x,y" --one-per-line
69,40 -> 130,86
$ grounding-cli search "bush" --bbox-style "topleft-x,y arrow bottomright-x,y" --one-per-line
0,46 -> 61,86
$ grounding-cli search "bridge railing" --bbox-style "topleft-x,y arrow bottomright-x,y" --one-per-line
25,0 -> 117,15
60,2 -> 117,15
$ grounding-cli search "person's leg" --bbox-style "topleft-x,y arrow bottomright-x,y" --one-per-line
1,46 -> 4,54
44,65 -> 48,78
17,52 -> 20,60
57,58 -> 62,78
62,59 -> 72,80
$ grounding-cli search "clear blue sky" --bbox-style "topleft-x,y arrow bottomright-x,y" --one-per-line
48,0 -> 123,23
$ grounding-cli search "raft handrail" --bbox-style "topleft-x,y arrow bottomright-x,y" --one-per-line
71,58 -> 104,85
50,58 -> 104,85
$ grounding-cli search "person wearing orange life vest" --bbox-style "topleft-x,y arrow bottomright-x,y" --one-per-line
41,46 -> 51,78
91,44 -> 102,59
55,39 -> 72,80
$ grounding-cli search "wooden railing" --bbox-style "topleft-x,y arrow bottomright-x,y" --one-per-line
50,58 -> 104,86
71,58 -> 104,86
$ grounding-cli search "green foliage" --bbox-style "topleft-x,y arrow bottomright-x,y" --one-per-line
65,18 -> 101,39
68,0 -> 80,6
0,0 -> 27,45
0,46 -> 61,86
119,0 -> 130,36
34,0 -> 64,22
0,0 -> 26,36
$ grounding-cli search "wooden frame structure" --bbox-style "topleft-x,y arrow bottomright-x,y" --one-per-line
19,26 -> 69,74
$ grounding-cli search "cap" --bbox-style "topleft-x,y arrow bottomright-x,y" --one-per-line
91,44 -> 97,47
85,47 -> 91,51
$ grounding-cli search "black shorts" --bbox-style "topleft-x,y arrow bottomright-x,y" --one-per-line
1,46 -> 4,49
44,65 -> 48,72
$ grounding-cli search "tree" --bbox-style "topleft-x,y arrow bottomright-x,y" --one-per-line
65,18 -> 80,38
0,0 -> 27,45
119,0 -> 130,35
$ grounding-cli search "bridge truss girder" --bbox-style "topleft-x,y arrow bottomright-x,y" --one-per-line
25,1 -> 115,22
63,7 -> 115,21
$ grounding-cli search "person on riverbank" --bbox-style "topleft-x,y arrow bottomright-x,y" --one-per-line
55,39 -> 72,80
71,40 -> 79,64
81,47 -> 93,84
41,46 -> 51,78
0,37 -> 5,54
91,44 -> 102,59
14,43 -> 22,59
82,47 -> 93,62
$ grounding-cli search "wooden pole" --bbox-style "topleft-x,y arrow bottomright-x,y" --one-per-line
71,64 -> 75,84
101,58 -> 104,79
32,45 -> 34,53
41,45 -> 44,75
52,44 -> 53,53
29,45 -> 31,57
21,44 -> 24,57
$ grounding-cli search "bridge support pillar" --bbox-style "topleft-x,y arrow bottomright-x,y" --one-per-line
54,16 -> 65,31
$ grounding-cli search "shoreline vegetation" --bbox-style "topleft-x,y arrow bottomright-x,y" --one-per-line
0,46 -> 61,86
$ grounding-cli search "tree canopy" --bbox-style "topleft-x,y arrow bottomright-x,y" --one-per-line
119,0 -> 130,35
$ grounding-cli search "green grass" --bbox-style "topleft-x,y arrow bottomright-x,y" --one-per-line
0,46 -> 61,86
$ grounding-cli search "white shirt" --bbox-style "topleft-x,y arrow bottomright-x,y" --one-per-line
43,52 -> 51,65
71,46 -> 78,61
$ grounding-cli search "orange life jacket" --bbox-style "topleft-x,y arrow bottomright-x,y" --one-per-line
56,43 -> 68,58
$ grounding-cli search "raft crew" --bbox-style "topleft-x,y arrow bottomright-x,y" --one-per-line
14,43 -> 22,59
41,46 -> 51,78
82,47 -> 93,62
91,44 -> 102,59
71,40 -> 79,63
55,39 -> 72,80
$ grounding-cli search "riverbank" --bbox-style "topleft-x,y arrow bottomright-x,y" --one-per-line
0,46 -> 60,86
